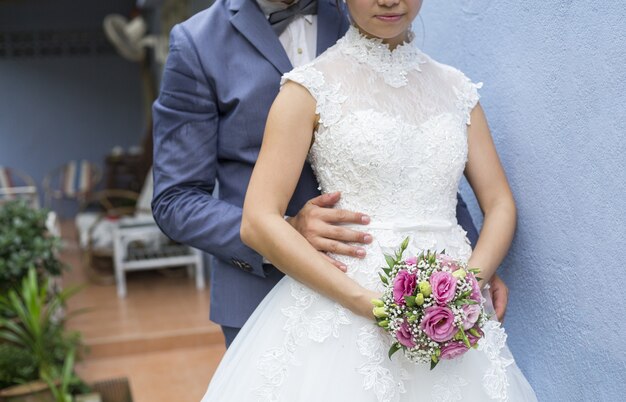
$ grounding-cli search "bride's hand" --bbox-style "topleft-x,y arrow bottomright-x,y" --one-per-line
348,288 -> 382,319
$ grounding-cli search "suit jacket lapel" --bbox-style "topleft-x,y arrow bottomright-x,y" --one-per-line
230,0 -> 293,74
316,0 -> 349,56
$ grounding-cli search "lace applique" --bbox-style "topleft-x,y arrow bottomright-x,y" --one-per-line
256,282 -> 350,401
477,320 -> 515,401
356,325 -> 408,402
432,374 -> 469,402
309,110 -> 468,226
454,77 -> 483,125
281,65 -> 347,127
338,26 -> 427,88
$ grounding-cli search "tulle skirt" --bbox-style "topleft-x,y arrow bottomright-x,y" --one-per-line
200,276 -> 537,402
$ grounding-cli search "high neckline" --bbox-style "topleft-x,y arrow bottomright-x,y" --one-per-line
337,25 -> 426,88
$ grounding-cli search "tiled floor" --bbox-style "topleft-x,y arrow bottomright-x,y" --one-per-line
58,221 -> 225,402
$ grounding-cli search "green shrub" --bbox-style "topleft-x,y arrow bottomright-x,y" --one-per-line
0,201 -> 63,293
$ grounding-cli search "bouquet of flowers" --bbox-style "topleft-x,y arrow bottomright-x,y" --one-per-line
371,238 -> 488,369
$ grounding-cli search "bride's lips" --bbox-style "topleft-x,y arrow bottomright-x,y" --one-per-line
375,13 -> 404,22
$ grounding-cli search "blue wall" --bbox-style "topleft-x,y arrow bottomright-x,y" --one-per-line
0,0 -> 144,214
0,56 -> 144,214
420,1 -> 626,400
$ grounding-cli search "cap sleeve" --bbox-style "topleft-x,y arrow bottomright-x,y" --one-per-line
280,64 -> 346,128
454,74 -> 483,125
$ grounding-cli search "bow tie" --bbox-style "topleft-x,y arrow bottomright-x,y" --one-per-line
268,0 -> 317,36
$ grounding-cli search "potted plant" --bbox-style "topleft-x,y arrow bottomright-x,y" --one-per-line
0,269 -> 87,402
0,201 -> 102,402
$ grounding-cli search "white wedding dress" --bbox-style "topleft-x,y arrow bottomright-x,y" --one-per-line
201,26 -> 537,402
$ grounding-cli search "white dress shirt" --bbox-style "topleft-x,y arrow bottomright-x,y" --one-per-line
257,0 -> 318,67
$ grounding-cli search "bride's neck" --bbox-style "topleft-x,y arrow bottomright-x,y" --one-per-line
352,25 -> 411,50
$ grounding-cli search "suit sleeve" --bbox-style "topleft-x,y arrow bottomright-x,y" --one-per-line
151,24 -> 265,278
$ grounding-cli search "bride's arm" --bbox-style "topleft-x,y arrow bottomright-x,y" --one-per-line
464,103 -> 517,287
241,82 -> 377,318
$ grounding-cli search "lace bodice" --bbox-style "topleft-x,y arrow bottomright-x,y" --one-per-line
282,26 -> 482,230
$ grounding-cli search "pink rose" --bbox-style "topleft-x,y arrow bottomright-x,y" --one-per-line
395,320 -> 416,348
437,254 -> 459,271
462,304 -> 481,330
420,306 -> 458,342
468,274 -> 481,303
440,341 -> 469,360
393,270 -> 417,305
430,271 -> 457,305
405,256 -> 417,266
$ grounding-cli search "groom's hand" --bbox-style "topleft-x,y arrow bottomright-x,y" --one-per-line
288,192 -> 372,272
489,274 -> 509,323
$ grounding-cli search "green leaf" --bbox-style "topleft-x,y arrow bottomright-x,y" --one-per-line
454,298 -> 478,307
459,326 -> 471,348
459,290 -> 472,299
60,348 -> 75,395
400,237 -> 409,251
378,272 -> 389,285
385,254 -> 396,269
430,355 -> 439,370
388,343 -> 401,359
404,295 -> 416,307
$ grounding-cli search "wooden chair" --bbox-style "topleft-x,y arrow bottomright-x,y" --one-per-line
0,166 -> 39,208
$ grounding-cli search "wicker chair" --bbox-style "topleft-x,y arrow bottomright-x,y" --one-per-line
43,160 -> 101,211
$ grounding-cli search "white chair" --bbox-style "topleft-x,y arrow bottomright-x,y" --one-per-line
113,220 -> 205,297
75,169 -> 206,297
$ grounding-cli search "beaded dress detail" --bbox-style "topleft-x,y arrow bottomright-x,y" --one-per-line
201,26 -> 537,402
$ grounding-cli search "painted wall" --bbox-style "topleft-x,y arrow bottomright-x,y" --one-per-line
0,56 -> 144,210
0,0 -> 145,214
419,1 -> 626,400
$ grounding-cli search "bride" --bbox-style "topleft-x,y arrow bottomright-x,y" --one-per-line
201,0 -> 537,400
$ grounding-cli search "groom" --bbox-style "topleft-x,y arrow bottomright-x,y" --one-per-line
152,0 -> 509,348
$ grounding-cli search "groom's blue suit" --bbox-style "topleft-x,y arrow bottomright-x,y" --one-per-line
152,0 -> 478,330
